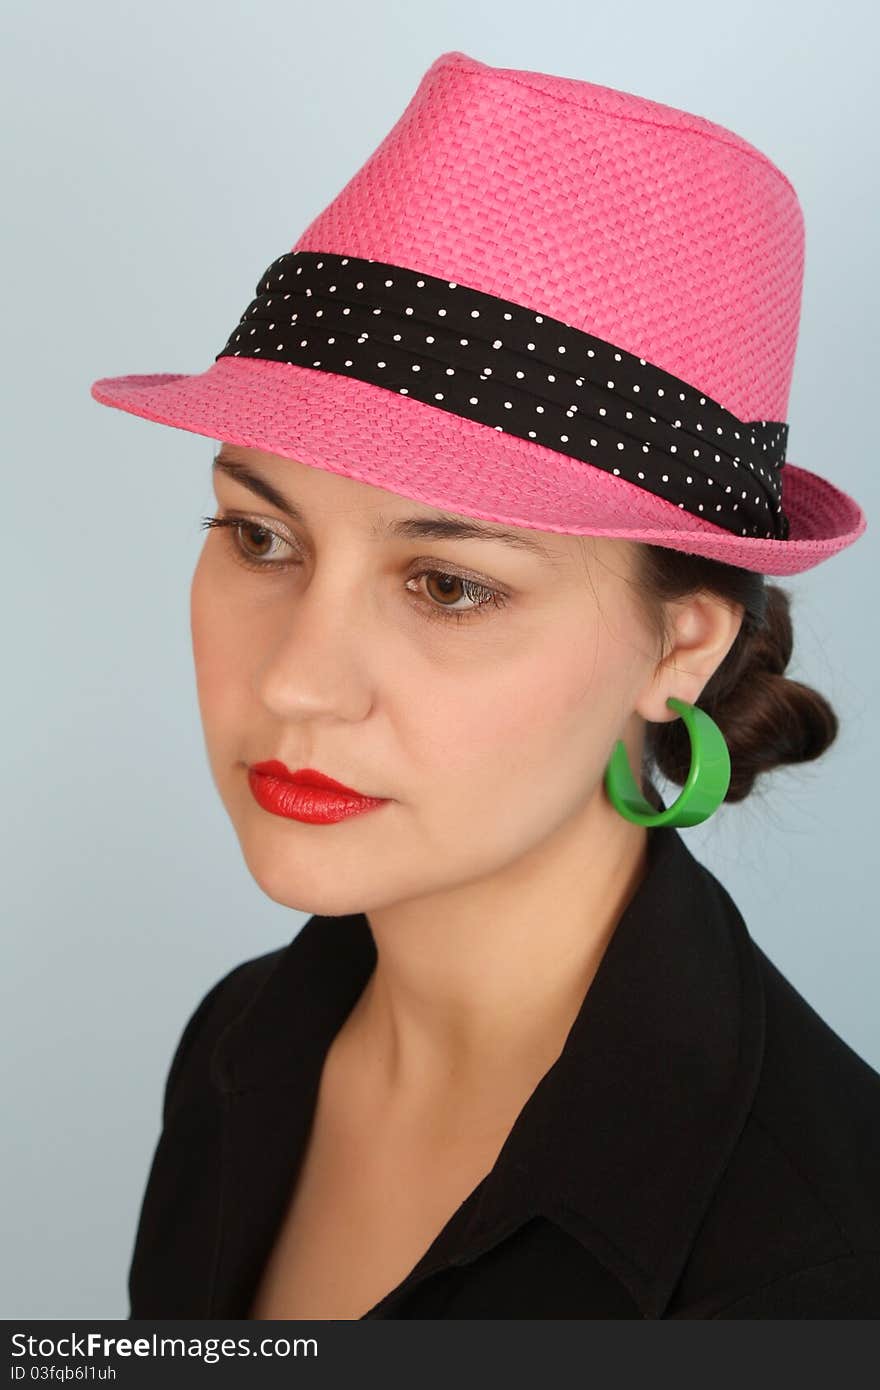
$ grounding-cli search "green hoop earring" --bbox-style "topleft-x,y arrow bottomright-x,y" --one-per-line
604,696 -> 731,828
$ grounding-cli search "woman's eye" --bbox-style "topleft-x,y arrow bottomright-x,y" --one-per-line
198,514 -> 509,625
404,570 -> 508,623
200,514 -> 297,567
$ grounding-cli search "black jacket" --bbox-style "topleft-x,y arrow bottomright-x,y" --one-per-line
128,821 -> 880,1318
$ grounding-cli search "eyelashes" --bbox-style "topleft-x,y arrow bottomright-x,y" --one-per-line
198,513 -> 510,626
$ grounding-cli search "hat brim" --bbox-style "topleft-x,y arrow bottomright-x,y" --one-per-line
90,356 -> 867,576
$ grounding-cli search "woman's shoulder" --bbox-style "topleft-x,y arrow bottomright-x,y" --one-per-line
749,941 -> 880,1244
751,941 -> 880,1167
668,939 -> 880,1316
160,944 -> 286,1125
661,829 -> 880,1244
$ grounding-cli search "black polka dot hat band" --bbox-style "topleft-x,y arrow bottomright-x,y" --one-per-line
215,250 -> 790,543
90,51 -> 868,576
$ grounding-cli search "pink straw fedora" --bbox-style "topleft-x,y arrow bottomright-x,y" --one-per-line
90,49 -> 867,577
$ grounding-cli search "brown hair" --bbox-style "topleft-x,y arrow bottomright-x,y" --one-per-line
630,545 -> 839,803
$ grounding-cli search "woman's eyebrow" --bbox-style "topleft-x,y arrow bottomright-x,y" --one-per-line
211,454 -> 560,559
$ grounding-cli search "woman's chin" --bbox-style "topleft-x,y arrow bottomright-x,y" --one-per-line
234,838 -> 372,919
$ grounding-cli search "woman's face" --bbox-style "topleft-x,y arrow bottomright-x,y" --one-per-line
191,443 -> 663,916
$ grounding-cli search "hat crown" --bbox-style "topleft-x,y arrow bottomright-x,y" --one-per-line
293,50 -> 804,424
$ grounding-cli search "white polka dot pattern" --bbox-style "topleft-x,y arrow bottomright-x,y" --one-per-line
216,251 -> 791,541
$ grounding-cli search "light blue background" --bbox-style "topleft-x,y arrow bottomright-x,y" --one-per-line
3,0 -> 877,1319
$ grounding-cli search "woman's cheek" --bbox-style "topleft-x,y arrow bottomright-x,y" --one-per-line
191,570 -> 249,742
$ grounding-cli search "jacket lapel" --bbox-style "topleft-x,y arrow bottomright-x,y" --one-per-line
206,912 -> 377,1318
424,823 -> 767,1318
203,820 -> 765,1319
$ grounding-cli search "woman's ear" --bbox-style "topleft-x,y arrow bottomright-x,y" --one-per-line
635,593 -> 745,724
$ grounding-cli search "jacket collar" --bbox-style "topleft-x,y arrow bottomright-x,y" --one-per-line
208,818 -> 765,1319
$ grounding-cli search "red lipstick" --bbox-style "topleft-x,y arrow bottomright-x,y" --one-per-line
247,761 -> 390,825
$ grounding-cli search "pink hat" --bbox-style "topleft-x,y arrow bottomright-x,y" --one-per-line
90,50 -> 867,576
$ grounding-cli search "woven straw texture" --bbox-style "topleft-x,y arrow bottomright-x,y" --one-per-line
90,50 -> 867,575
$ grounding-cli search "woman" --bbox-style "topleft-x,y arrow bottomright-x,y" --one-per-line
90,51 -> 879,1318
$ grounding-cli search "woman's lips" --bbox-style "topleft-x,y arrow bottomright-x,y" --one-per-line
247,761 -> 390,825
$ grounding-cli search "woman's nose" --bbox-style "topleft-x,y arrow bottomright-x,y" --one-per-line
251,566 -> 375,720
